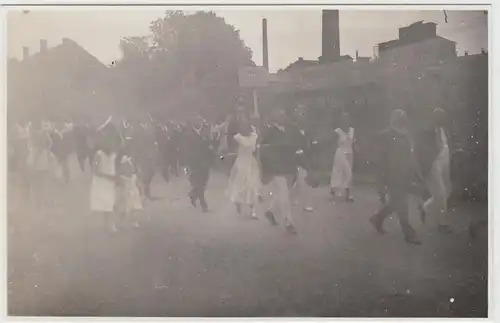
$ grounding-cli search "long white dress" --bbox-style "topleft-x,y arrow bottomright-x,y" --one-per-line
226,131 -> 261,205
330,127 -> 354,191
90,150 -> 117,212
118,155 -> 143,213
424,127 -> 452,224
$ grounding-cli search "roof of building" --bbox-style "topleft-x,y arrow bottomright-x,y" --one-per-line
13,38 -> 108,77
379,35 -> 456,52
284,55 -> 354,72
268,52 -> 486,94
283,58 -> 319,72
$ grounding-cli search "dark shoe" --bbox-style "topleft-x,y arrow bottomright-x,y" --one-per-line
286,224 -> 298,235
202,207 -> 209,213
346,196 -> 355,203
438,225 -> 454,234
419,205 -> 426,224
265,211 -> 278,226
405,236 -> 422,245
369,216 -> 386,234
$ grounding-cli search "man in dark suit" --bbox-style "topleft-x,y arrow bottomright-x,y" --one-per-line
369,109 -> 423,245
186,117 -> 214,212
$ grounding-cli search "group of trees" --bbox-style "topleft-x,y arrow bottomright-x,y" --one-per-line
112,10 -> 255,122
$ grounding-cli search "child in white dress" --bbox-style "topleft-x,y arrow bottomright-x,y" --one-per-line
226,116 -> 261,218
116,138 -> 144,228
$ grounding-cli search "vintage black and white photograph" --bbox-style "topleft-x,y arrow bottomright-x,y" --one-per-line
5,5 -> 489,317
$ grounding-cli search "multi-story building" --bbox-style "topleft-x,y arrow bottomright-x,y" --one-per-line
376,21 -> 457,66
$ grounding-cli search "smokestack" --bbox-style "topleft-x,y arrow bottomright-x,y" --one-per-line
22,46 -> 29,60
322,10 -> 340,63
40,39 -> 47,52
262,18 -> 269,71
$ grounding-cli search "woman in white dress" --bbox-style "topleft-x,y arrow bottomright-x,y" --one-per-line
417,108 -> 453,233
226,115 -> 261,218
330,113 -> 355,202
90,120 -> 121,232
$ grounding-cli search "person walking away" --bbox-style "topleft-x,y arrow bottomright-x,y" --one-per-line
414,108 -> 453,234
90,120 -> 121,232
186,117 -> 213,212
369,109 -> 423,245
259,109 -> 304,235
330,113 -> 355,202
226,115 -> 261,218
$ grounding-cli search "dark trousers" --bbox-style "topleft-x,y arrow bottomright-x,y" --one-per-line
189,166 -> 209,209
372,184 -> 417,240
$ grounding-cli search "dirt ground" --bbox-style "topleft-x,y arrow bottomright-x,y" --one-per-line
7,156 -> 488,317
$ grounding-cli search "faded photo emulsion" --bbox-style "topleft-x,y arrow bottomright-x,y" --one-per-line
6,7 -> 489,317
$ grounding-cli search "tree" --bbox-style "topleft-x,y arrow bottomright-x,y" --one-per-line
115,10 -> 255,121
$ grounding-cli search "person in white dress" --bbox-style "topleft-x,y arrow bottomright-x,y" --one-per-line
417,108 -> 453,233
90,120 -> 121,232
226,115 -> 261,218
330,113 -> 355,202
116,138 -> 144,228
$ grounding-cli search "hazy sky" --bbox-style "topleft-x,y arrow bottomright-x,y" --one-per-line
7,7 -> 488,72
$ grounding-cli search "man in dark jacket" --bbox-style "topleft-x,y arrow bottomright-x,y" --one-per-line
259,109 -> 305,234
186,117 -> 214,212
369,109 -> 423,245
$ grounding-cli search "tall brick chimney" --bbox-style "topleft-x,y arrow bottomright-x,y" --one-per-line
322,10 -> 340,63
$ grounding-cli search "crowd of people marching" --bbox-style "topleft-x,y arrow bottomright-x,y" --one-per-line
9,102 -> 476,245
